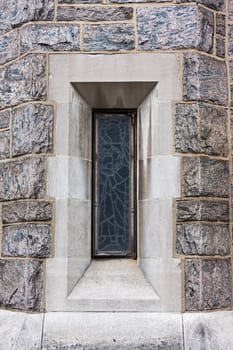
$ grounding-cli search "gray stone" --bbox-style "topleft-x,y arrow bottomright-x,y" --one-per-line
0,157 -> 46,201
228,26 -> 233,56
0,0 -> 54,35
0,259 -> 43,311
111,0 -> 172,2
185,258 -> 232,311
0,30 -> 19,65
0,110 -> 10,129
12,104 -> 54,156
176,223 -> 229,256
182,157 -> 229,198
2,201 -> 53,224
20,24 -> 80,53
0,130 -> 10,159
216,37 -> 225,58
216,13 -> 225,36
176,199 -> 229,222
137,6 -> 213,53
230,0 -> 233,21
0,54 -> 46,109
58,0 -> 102,2
229,61 -> 233,80
2,223 -> 51,258
57,6 -> 133,21
231,85 -> 233,107
175,103 -> 228,156
83,24 -> 134,51
0,311 -> 43,350
183,53 -> 227,105
176,0 -> 224,11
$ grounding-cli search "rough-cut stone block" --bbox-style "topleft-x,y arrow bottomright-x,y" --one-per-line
228,26 -> 233,56
0,130 -> 10,160
20,24 -> 80,53
57,6 -> 133,21
183,53 -> 227,105
183,157 -> 229,198
175,103 -> 228,156
230,0 -> 233,21
216,14 -> 225,36
137,6 -> 213,53
216,37 -> 225,58
176,223 -> 229,256
2,224 -> 51,258
185,258 -> 232,311
111,0 -> 172,2
83,24 -> 134,51
0,157 -> 46,201
0,55 -> 46,109
176,199 -> 229,222
2,201 -> 52,224
58,0 -> 102,2
0,30 -> 19,65
0,0 -> 54,35
176,0 -> 224,11
0,110 -> 10,129
12,104 -> 54,156
0,260 -> 43,311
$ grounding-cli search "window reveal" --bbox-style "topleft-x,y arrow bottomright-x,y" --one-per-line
93,110 -> 136,257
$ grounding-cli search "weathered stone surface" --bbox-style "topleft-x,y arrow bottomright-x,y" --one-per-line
175,103 -> 228,156
216,13 -> 225,36
0,54 -> 46,109
0,110 -> 10,129
176,0 -> 224,11
0,30 -> 19,65
183,157 -> 229,198
20,24 -> 80,53
58,0 -> 102,2
176,199 -> 229,222
228,26 -> 233,56
229,0 -> 233,21
2,201 -> 52,224
0,0 -> 54,35
183,53 -> 227,105
176,223 -> 229,256
0,259 -> 43,311
111,0 -> 172,2
185,258 -> 232,311
0,157 -> 46,201
83,24 -> 134,51
0,130 -> 10,159
12,104 -> 54,156
57,6 -> 133,21
229,61 -> 233,81
2,223 -> 51,258
216,37 -> 225,58
137,6 -> 213,53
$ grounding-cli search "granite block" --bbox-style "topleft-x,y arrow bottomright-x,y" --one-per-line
216,37 -> 225,58
138,6 -> 213,53
0,30 -> 19,65
185,258 -> 232,310
216,13 -> 225,36
12,103 -> 54,156
0,130 -> 10,159
0,110 -> 10,129
176,0 -> 224,11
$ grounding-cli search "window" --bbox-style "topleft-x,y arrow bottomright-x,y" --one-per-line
92,110 -> 136,257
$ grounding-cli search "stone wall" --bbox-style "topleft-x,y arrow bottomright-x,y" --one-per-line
0,0 -> 232,312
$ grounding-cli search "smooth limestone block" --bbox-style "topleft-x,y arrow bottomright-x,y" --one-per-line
185,258 -> 232,311
0,130 -> 10,159
176,0 -> 224,11
0,157 -> 46,201
175,103 -> 228,156
0,30 -> 19,65
216,37 -> 225,58
57,6 -> 133,21
83,24 -> 134,51
0,110 -> 10,129
0,54 -> 46,109
183,53 -> 227,105
2,201 -> 52,224
137,6 -> 213,52
176,223 -> 229,256
176,199 -> 229,222
2,223 -> 51,258
0,259 -> 43,311
216,13 -> 225,36
12,103 -> 54,156
20,24 -> 80,53
0,0 -> 54,35
182,157 -> 229,197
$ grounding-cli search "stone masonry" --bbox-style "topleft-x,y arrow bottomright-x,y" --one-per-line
0,0 -> 232,313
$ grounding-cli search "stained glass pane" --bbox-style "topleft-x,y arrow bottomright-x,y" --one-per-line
94,113 -> 134,255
